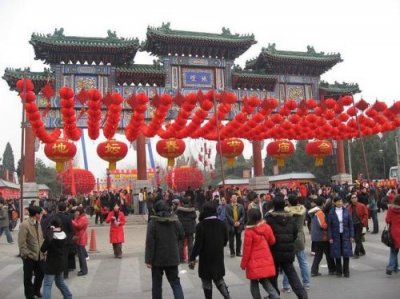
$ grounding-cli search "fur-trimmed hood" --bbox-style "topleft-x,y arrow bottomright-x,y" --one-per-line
285,205 -> 306,216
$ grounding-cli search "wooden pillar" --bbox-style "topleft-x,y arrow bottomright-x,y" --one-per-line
252,140 -> 263,177
24,126 -> 36,182
336,140 -> 346,174
137,133 -> 147,180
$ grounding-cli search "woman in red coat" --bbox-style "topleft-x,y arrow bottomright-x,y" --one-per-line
241,209 -> 279,299
386,195 -> 400,275
72,207 -> 88,276
105,204 -> 126,258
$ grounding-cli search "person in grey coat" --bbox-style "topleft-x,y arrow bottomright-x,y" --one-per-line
0,198 -> 14,243
225,194 -> 245,257
145,200 -> 185,299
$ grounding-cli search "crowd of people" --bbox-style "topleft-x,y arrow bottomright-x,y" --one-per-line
144,182 -> 400,299
1,181 -> 399,299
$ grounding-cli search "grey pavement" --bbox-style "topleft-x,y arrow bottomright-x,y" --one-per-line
0,212 -> 399,299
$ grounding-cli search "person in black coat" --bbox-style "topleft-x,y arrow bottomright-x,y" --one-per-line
41,217 -> 72,299
266,196 -> 308,299
189,202 -> 231,299
176,196 -> 197,262
145,200 -> 185,299
53,202 -> 75,279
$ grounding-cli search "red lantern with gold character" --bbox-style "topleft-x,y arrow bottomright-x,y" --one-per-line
44,139 -> 77,172
216,138 -> 244,167
305,140 -> 333,166
156,138 -> 186,167
97,140 -> 128,170
267,139 -> 295,167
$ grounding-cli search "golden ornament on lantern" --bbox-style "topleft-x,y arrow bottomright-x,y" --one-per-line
305,140 -> 333,166
44,139 -> 77,172
156,138 -> 186,167
216,138 -> 244,167
267,139 -> 295,167
97,139 -> 128,170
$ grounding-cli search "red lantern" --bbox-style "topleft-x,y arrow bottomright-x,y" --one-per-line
97,140 -> 128,170
166,166 -> 204,192
44,139 -> 77,172
156,138 -> 186,167
216,138 -> 244,166
59,168 -> 95,195
305,140 -> 333,166
266,139 -> 295,167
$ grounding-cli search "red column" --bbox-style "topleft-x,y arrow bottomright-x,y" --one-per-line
252,140 -> 263,177
137,133 -> 147,180
336,140 -> 346,173
24,126 -> 36,182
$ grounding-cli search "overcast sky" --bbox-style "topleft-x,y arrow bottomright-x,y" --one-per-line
0,0 -> 399,179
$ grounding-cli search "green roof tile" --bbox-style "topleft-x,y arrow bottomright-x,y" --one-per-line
319,81 -> 361,95
2,68 -> 54,92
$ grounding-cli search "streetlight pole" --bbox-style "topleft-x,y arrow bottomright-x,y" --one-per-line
379,149 -> 386,179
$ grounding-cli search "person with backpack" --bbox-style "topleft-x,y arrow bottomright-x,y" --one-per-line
240,209 -> 279,299
41,217 -> 73,299
309,197 -> 336,276
176,196 -> 197,263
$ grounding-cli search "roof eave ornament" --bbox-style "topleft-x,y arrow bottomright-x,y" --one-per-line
49,28 -> 65,39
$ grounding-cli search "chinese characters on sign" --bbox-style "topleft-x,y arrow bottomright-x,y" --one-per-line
105,142 -> 122,154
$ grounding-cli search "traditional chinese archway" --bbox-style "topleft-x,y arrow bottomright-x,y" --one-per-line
4,24 -> 399,198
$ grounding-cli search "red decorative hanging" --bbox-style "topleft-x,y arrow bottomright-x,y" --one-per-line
267,139 -> 295,167
166,166 -> 204,192
156,138 -> 186,167
216,138 -> 244,166
305,140 -> 333,166
44,139 -> 77,172
59,169 -> 95,195
97,139 -> 128,170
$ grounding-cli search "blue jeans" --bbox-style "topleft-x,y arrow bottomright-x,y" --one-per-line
283,250 -> 310,288
387,247 -> 399,272
0,225 -> 14,243
151,266 -> 184,299
43,273 -> 72,299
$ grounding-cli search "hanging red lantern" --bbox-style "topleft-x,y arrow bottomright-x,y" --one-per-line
216,138 -> 244,167
156,138 -> 186,167
266,139 -> 295,167
305,140 -> 333,166
44,139 -> 77,172
97,139 -> 128,170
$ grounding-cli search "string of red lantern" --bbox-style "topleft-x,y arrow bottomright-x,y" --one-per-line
59,87 -> 81,141
103,93 -> 123,139
17,79 -> 61,144
125,93 -> 148,142
142,94 -> 172,138
87,89 -> 102,140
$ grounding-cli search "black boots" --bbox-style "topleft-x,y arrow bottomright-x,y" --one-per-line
216,279 -> 231,299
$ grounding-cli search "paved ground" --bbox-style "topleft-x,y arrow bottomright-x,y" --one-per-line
0,212 -> 399,299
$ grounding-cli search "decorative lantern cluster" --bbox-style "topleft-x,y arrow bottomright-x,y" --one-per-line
305,140 -> 333,166
267,139 -> 295,167
156,138 -> 186,167
17,79 -> 60,143
166,166 -> 204,192
44,139 -> 77,172
59,168 -> 95,195
97,139 -> 128,170
103,93 -> 123,139
216,138 -> 244,166
87,89 -> 102,140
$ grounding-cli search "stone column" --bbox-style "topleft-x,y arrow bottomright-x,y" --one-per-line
252,140 -> 263,176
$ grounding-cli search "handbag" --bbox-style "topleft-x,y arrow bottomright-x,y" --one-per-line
381,224 -> 393,247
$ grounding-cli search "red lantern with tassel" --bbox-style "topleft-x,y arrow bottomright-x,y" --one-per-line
44,139 -> 77,172
97,140 -> 128,170
305,140 -> 333,166
216,138 -> 244,167
267,139 -> 295,167
156,138 -> 186,167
